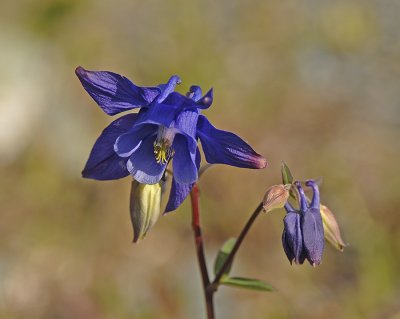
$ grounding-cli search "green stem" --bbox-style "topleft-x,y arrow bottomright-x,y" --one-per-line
211,202 -> 264,289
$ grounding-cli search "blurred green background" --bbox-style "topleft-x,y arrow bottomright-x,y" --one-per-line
1,0 -> 399,318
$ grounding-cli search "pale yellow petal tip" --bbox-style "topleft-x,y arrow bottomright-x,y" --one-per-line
320,204 -> 347,252
130,181 -> 162,243
334,241 -> 349,252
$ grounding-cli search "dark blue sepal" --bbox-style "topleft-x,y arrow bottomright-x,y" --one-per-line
82,114 -> 137,180
75,66 -> 160,115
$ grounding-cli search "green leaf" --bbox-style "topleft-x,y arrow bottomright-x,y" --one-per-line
281,162 -> 293,185
281,162 -> 298,199
214,238 -> 236,276
221,277 -> 275,292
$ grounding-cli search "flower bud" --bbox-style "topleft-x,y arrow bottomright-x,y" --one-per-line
320,204 -> 347,251
130,180 -> 162,243
262,184 -> 290,213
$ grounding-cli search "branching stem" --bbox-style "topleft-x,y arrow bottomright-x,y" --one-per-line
211,202 -> 264,289
190,183 -> 264,319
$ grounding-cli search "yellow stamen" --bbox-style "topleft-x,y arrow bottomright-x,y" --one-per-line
153,139 -> 174,164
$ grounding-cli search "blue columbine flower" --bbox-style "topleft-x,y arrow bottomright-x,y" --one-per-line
76,67 -> 267,212
282,180 -> 324,266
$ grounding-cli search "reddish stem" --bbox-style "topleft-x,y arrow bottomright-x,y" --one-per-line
190,183 -> 215,319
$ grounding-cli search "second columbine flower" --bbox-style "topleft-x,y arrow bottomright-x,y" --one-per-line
282,180 -> 325,266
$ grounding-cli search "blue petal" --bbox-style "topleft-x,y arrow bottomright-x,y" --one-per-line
172,109 -> 199,183
306,180 -> 320,209
196,88 -> 213,109
186,86 -> 213,108
161,92 -> 198,112
172,135 -> 198,184
187,86 -> 202,101
175,109 -> 199,140
197,115 -> 267,169
131,94 -> 198,130
165,149 -> 201,213
82,114 -> 137,180
283,212 -> 305,265
301,208 -> 324,266
294,181 -> 309,212
284,201 -> 296,213
156,75 -> 181,103
114,123 -> 157,157
165,181 -> 192,214
126,136 -> 167,184
138,98 -> 184,127
75,66 -> 160,115
282,230 -> 294,264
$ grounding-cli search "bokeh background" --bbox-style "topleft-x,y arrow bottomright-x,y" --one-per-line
1,0 -> 400,318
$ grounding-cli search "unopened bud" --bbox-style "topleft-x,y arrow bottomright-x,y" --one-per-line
320,204 -> 347,251
262,184 -> 290,213
130,180 -> 162,243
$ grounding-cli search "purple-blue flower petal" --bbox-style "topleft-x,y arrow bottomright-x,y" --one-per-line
186,85 -> 212,108
161,92 -> 198,112
172,135 -> 198,184
75,66 -> 160,115
135,97 -> 188,128
196,88 -> 213,109
284,201 -> 296,213
197,115 -> 267,169
171,110 -> 199,184
156,75 -> 182,103
165,181 -> 192,214
114,124 -> 157,157
82,114 -> 137,180
126,136 -> 167,184
282,229 -> 294,264
306,180 -> 320,209
301,207 -> 325,266
165,149 -> 201,213
283,212 -> 305,265
187,85 -> 202,101
175,109 -> 199,139
295,181 -> 309,212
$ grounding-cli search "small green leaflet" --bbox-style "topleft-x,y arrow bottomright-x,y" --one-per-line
281,162 -> 293,185
220,277 -> 275,292
214,238 -> 274,292
214,237 -> 236,276
281,162 -> 297,199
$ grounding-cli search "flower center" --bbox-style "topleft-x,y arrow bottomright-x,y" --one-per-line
153,126 -> 176,164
